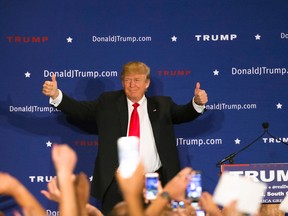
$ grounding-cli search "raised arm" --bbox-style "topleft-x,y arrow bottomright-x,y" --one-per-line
0,172 -> 46,216
41,173 -> 104,216
52,144 -> 78,216
116,162 -> 146,216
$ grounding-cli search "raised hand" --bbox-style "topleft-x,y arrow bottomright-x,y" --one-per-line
42,74 -> 59,99
52,144 -> 77,176
198,191 -> 222,216
194,82 -> 208,105
40,176 -> 61,202
162,167 -> 194,201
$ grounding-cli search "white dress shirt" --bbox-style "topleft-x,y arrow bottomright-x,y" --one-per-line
127,97 -> 161,172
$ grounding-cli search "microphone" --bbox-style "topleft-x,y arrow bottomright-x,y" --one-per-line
216,122 -> 288,167
262,122 -> 269,130
216,152 -> 237,167
216,122 -> 268,167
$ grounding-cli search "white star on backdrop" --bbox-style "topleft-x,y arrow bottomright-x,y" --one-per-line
46,141 -> 52,147
213,69 -> 219,76
234,138 -> 241,145
66,37 -> 73,43
89,176 -> 93,182
276,103 -> 283,109
255,34 -> 261,40
25,71 -> 31,78
171,35 -> 177,42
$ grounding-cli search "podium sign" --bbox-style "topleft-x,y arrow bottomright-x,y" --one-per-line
221,163 -> 288,204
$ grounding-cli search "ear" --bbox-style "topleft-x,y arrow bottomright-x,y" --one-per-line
145,79 -> 150,89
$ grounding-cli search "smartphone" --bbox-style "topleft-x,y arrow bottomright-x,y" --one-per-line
171,201 -> 205,215
145,172 -> 159,200
186,170 -> 202,202
117,136 -> 140,178
191,202 -> 206,216
171,200 -> 185,210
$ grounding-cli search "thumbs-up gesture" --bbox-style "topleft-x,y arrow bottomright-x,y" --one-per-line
194,82 -> 208,105
42,74 -> 59,99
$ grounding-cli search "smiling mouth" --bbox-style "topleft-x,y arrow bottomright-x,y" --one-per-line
129,89 -> 138,93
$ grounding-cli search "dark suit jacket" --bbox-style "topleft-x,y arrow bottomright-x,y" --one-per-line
57,90 -> 202,200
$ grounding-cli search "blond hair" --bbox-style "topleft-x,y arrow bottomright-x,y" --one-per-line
120,62 -> 150,80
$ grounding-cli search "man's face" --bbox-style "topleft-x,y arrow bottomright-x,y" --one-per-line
122,73 -> 150,102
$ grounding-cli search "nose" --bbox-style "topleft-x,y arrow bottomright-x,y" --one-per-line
129,79 -> 137,86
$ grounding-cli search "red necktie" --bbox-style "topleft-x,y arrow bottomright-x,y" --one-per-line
128,103 -> 140,138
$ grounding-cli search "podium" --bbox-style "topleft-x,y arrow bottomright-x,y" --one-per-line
221,163 -> 288,216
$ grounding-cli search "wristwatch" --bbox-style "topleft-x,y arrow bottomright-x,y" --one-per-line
159,191 -> 171,202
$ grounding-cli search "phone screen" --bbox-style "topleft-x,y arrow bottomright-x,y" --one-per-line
186,171 -> 202,201
145,173 -> 159,200
172,201 -> 205,215
191,202 -> 205,216
171,200 -> 185,209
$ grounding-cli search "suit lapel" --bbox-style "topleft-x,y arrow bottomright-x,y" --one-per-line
117,91 -> 129,136
147,97 -> 158,124
147,97 -> 160,145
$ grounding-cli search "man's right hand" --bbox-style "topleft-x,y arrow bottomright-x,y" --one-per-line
42,74 -> 59,99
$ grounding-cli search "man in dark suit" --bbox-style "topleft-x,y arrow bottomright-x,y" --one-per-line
42,61 -> 208,214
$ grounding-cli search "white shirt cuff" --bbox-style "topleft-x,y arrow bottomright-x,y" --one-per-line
192,96 -> 205,113
49,89 -> 63,107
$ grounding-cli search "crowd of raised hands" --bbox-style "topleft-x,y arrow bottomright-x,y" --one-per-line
0,144 -> 275,216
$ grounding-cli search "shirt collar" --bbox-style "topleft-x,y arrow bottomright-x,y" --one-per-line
127,95 -> 146,107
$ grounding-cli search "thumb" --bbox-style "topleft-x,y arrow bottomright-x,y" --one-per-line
51,74 -> 57,83
195,82 -> 200,94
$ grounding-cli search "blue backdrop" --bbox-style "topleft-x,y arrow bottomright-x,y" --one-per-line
1,0 -> 288,215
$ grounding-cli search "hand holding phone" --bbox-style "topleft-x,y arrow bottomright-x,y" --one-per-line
145,172 -> 159,200
186,170 -> 202,202
186,171 -> 205,216
117,136 -> 140,178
